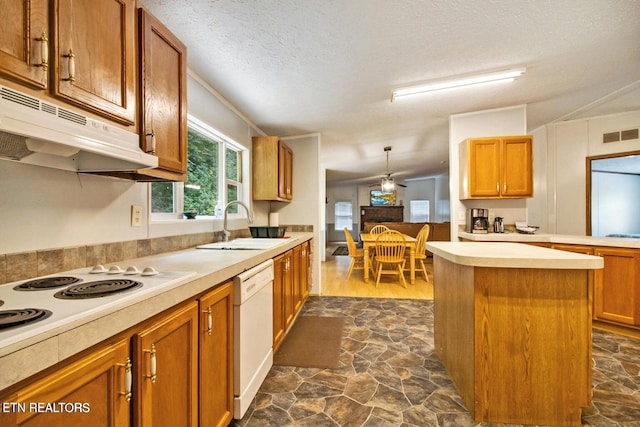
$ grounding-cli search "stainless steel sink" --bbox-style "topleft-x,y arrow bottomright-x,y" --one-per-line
197,238 -> 291,250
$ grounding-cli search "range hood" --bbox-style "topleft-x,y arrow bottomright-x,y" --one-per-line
0,85 -> 158,172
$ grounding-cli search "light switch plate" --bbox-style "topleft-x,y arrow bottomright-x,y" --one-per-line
131,205 -> 142,227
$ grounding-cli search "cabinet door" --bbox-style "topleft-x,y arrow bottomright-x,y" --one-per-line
273,252 -> 292,350
301,241 -> 311,302
199,282 -> 234,427
273,253 -> 285,349
133,301 -> 198,427
138,7 -> 188,180
468,138 -> 501,198
594,247 -> 640,326
501,136 -> 533,197
292,245 -> 303,313
294,241 -> 311,307
0,0 -> 48,89
0,338 -> 131,427
51,0 -> 136,124
283,250 -> 295,330
278,141 -> 293,200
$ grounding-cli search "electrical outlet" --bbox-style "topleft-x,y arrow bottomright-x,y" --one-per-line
131,205 -> 142,227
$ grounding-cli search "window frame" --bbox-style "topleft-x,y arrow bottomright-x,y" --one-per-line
149,115 -> 248,222
409,199 -> 430,223
334,201 -> 353,231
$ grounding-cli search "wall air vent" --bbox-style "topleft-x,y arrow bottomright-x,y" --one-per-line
621,128 -> 639,141
603,132 -> 619,143
603,128 -> 639,143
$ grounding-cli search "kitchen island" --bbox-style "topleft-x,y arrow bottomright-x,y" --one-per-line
426,242 -> 603,427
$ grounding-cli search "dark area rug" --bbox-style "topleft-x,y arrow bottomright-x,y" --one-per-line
331,246 -> 349,256
273,316 -> 344,369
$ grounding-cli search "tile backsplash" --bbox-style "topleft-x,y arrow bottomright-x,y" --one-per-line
0,225 -> 313,285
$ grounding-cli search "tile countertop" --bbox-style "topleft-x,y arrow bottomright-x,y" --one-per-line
458,231 -> 640,249
427,241 -> 604,269
0,232 -> 312,391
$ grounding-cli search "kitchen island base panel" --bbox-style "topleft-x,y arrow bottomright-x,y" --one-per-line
434,257 -> 591,427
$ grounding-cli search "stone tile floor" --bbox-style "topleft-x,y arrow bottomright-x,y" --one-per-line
234,297 -> 640,427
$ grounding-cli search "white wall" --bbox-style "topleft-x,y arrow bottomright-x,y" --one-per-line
539,110 -> 640,235
0,162 -> 149,253
279,134 -> 323,294
449,105 -> 528,239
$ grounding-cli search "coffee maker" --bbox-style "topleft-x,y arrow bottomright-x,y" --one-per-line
466,208 -> 489,234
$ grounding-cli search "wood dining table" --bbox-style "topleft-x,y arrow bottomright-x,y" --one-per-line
360,232 -> 417,284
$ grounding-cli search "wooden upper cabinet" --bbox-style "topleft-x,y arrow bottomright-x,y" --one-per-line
0,0 -> 49,89
136,7 -> 188,181
51,0 -> 137,125
252,136 -> 293,202
501,136 -> 533,197
459,135 -> 533,199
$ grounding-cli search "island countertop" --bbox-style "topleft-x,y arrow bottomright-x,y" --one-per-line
458,231 -> 640,249
426,241 -> 604,269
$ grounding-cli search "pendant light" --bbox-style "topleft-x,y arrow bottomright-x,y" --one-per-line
381,146 -> 395,192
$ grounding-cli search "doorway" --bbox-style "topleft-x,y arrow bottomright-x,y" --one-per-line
587,150 -> 640,237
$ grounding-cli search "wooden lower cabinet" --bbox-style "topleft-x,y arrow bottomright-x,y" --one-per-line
0,338 -> 131,426
198,281 -> 234,427
132,301 -> 199,427
273,250 -> 293,350
293,240 -> 311,313
273,241 -> 312,350
593,247 -> 640,326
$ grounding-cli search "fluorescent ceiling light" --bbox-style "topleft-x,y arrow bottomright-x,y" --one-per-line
391,68 -> 526,101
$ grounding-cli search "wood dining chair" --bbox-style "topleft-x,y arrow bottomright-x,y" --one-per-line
410,224 -> 431,282
344,227 -> 365,279
374,230 -> 407,288
367,224 -> 389,266
369,225 -> 389,234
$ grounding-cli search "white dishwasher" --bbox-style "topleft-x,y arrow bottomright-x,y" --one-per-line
233,259 -> 274,419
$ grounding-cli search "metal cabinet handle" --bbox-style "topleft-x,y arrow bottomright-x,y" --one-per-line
62,49 -> 75,82
144,344 -> 157,384
118,357 -> 133,402
203,307 -> 212,336
145,130 -> 157,154
503,183 -> 507,193
35,32 -> 49,70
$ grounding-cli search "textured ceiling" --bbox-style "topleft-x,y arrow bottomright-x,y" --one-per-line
141,0 -> 640,185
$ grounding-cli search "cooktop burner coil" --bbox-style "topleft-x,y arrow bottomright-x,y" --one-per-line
0,308 -> 53,330
54,279 -> 143,299
14,276 -> 82,291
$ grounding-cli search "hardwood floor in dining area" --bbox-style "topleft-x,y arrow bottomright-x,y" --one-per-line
321,242 -> 434,299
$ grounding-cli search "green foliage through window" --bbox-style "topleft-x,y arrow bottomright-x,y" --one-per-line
185,128 -> 219,215
150,118 -> 245,219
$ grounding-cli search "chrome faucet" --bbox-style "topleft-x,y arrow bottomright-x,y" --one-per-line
223,201 -> 253,241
